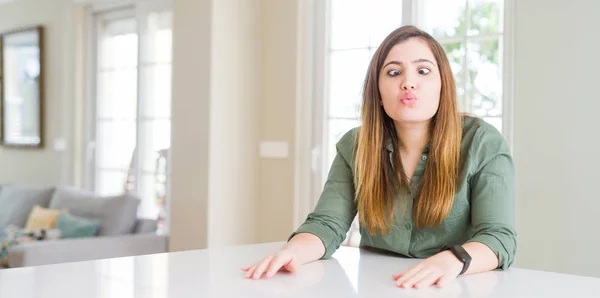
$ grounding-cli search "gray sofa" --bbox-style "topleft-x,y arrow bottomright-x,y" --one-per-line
0,184 -> 167,268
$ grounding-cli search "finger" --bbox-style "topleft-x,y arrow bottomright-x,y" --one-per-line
244,264 -> 257,278
265,255 -> 289,278
398,269 -> 431,289
436,272 -> 458,288
241,264 -> 251,271
394,265 -> 422,283
252,256 -> 274,279
414,271 -> 444,289
283,258 -> 297,273
392,266 -> 417,281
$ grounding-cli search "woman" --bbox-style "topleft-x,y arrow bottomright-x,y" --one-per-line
243,25 -> 516,289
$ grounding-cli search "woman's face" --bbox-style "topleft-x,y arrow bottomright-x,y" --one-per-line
378,38 -> 442,125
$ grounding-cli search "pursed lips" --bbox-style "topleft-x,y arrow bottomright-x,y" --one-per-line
400,92 -> 417,105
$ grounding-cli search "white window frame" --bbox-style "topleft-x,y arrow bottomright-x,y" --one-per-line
84,0 -> 173,230
294,0 -> 515,228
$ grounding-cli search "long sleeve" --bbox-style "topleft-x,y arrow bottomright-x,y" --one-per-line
289,129 -> 358,259
466,124 -> 518,269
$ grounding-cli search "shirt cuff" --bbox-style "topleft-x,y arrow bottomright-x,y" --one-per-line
467,232 -> 515,270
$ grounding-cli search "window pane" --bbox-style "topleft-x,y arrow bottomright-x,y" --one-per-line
140,64 -> 171,118
442,42 -> 467,111
330,0 -> 370,49
137,173 -> 161,218
139,119 -> 171,172
328,49 -> 370,118
482,116 -> 502,133
98,34 -> 138,69
367,0 -> 403,47
142,11 -> 172,64
331,0 -> 404,50
95,170 -> 128,196
103,17 -> 136,36
419,0 -> 466,39
327,118 -> 361,176
97,69 -> 138,119
96,120 -> 136,169
468,0 -> 503,36
467,38 -> 502,117
98,18 -> 137,69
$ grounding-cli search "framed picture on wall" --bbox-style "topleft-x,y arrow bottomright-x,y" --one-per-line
0,25 -> 44,148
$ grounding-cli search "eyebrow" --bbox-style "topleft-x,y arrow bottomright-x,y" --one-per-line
383,58 -> 436,68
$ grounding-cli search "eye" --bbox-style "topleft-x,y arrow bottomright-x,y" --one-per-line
418,67 -> 431,75
387,69 -> 401,76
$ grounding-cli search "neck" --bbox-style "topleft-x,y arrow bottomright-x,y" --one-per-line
394,120 -> 431,155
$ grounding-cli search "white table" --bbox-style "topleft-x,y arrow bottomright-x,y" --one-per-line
0,241 -> 599,297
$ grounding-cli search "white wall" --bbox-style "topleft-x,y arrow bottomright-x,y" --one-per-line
169,0 -> 211,251
257,0 -> 299,243
170,0 -> 294,250
208,0 -> 261,246
169,0 -> 262,251
0,0 -> 79,186
513,0 -> 600,277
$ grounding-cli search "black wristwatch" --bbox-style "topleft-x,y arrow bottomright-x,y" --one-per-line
441,245 -> 472,275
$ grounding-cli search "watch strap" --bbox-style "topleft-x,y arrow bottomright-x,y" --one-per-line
442,245 -> 471,275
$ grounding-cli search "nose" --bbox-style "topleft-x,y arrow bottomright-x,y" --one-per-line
400,71 -> 417,90
401,82 -> 415,90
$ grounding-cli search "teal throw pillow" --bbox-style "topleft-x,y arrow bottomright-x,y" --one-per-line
55,212 -> 99,239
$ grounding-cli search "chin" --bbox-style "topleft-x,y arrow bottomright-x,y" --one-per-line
392,113 -> 435,124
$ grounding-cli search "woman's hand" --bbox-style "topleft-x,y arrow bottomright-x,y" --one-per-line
242,249 -> 300,280
242,233 -> 325,280
392,250 -> 463,289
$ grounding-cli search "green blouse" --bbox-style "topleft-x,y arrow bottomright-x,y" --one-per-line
290,116 -> 517,269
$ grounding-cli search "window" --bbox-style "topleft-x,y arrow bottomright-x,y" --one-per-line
89,2 -> 172,233
324,0 -> 406,177
419,0 -> 505,132
318,0 -> 508,245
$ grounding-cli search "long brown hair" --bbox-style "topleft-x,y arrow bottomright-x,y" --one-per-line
355,25 -> 462,234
